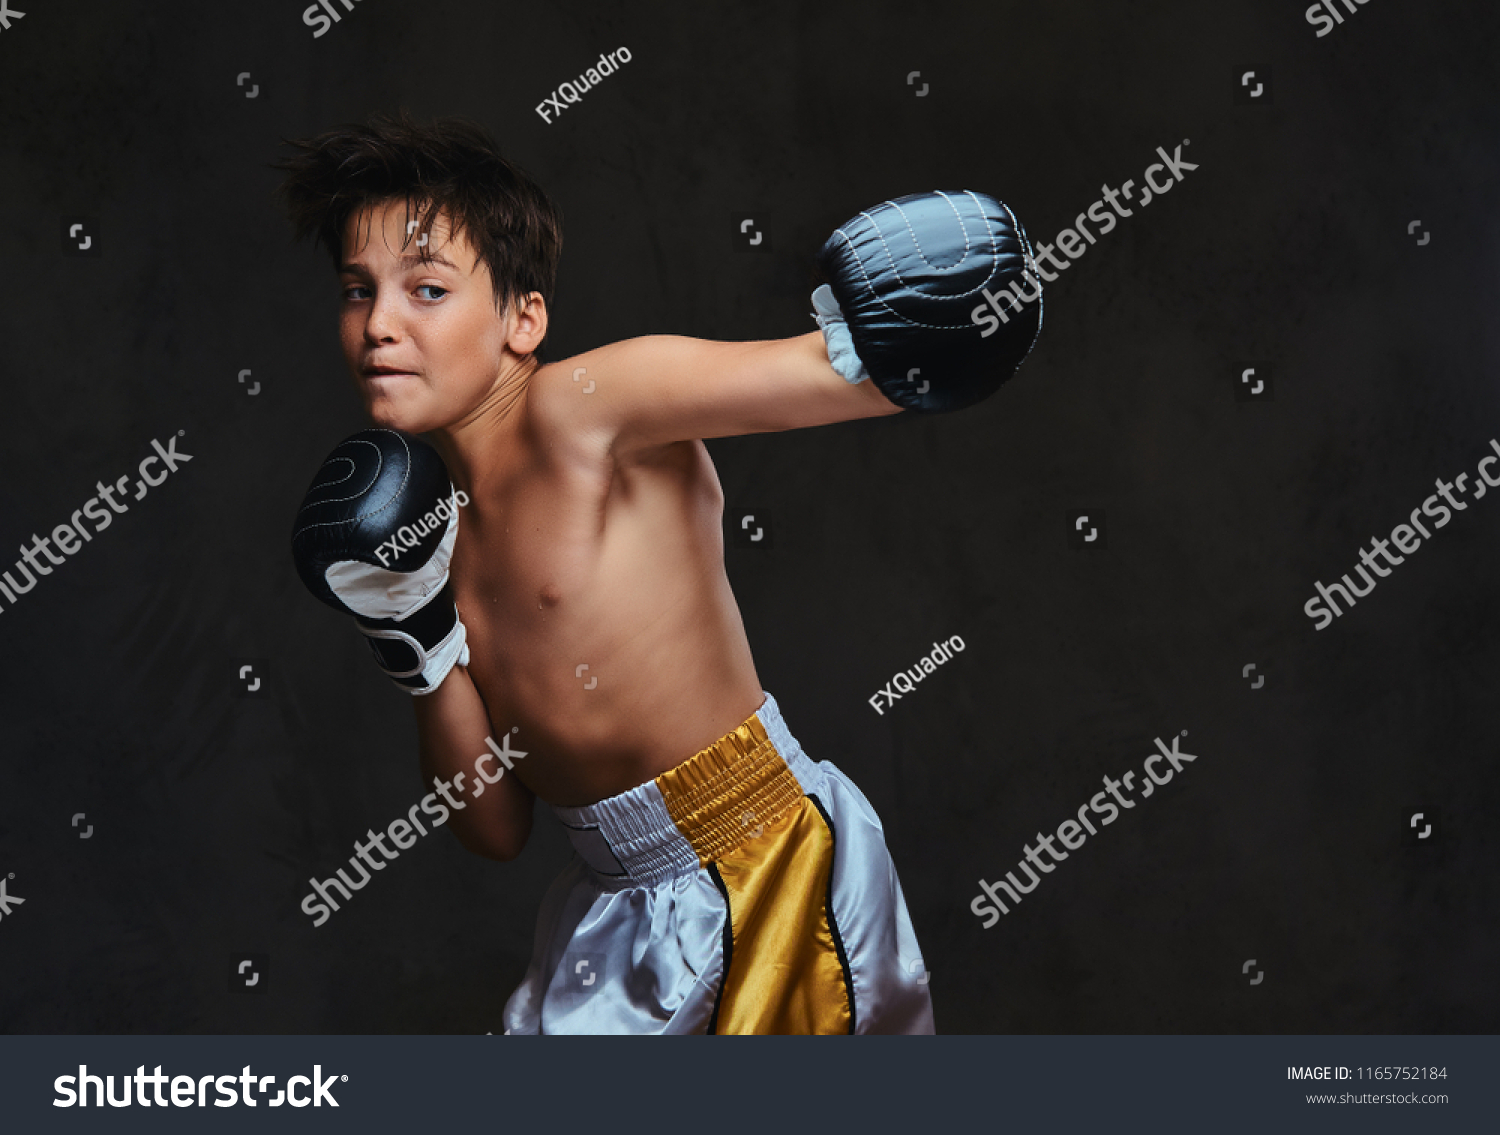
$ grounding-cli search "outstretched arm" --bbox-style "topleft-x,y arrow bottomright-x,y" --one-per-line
535,190 -> 1042,462
536,330 -> 903,464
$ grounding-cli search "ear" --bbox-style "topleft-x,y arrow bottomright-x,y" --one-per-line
504,291 -> 548,356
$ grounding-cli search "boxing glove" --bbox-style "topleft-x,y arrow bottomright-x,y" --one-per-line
812,189 -> 1043,413
291,428 -> 470,695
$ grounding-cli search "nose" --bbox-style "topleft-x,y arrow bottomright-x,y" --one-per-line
364,290 -> 403,344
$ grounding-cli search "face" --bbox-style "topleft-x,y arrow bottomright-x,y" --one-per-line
338,200 -> 543,434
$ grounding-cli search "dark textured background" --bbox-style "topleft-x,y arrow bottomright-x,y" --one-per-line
1,0 -> 1497,1034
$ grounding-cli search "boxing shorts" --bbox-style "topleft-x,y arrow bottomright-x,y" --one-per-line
501,692 -> 935,1034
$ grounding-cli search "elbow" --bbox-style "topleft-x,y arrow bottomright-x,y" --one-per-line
461,836 -> 526,863
452,819 -> 530,863
488,835 -> 529,863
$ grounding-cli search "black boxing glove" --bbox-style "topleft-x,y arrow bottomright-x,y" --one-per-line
811,189 -> 1043,413
291,429 -> 470,695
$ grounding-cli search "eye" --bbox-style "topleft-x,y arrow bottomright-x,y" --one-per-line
342,284 -> 371,301
416,285 -> 448,301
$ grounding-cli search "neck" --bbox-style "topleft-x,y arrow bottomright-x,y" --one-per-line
427,352 -> 539,500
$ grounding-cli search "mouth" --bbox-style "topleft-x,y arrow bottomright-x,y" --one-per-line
362,366 -> 419,379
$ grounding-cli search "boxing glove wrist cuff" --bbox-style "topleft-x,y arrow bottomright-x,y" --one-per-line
355,582 -> 471,695
810,284 -> 870,384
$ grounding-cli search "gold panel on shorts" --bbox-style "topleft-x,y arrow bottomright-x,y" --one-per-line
655,709 -> 854,1034
655,712 -> 804,866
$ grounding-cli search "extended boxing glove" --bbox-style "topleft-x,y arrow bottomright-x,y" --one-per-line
811,189 -> 1043,413
291,428 -> 470,695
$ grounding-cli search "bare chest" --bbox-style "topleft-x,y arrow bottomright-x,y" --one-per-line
447,469 -> 602,657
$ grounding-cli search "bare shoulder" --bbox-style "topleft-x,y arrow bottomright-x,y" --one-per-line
528,337 -> 660,412
527,331 -> 898,472
524,349 -> 617,474
525,337 -> 670,464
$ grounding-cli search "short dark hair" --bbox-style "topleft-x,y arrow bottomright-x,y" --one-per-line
272,111 -> 563,317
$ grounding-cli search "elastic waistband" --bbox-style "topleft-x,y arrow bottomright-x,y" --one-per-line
552,691 -> 818,887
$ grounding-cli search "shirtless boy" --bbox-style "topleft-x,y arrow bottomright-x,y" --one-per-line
276,113 -> 1040,1034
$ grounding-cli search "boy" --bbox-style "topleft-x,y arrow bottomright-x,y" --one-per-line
276,113 -> 1040,1034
